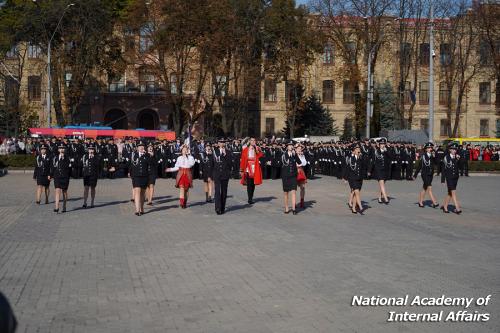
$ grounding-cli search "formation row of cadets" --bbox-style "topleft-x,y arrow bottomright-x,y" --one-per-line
341,139 -> 462,214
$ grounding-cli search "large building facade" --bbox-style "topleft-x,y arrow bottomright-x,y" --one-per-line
1,13 -> 498,140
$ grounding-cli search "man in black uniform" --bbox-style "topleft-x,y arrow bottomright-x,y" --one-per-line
104,138 -> 119,179
212,139 -> 232,215
69,138 -> 84,179
434,145 -> 445,176
458,144 -> 470,177
82,144 -> 100,208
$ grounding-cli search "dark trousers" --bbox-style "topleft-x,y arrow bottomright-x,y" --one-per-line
246,175 -> 255,202
271,167 -> 280,180
214,179 -> 229,213
460,160 -> 469,176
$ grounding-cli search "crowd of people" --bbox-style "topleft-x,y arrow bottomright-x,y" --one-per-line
24,135 -> 498,216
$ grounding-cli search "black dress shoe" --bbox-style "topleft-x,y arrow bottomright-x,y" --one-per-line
82,204 -> 87,209
90,204 -> 94,209
62,208 -> 66,213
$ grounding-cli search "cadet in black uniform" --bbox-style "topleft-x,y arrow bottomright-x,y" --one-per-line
50,143 -> 72,213
458,144 -> 470,177
82,144 -> 100,208
200,143 -> 215,202
434,146 -> 445,175
440,143 -> 462,214
105,138 -> 119,179
343,143 -> 367,214
129,141 -> 150,216
146,143 -> 159,205
413,142 -> 439,208
212,139 -> 232,215
34,144 -> 51,204
281,141 -> 299,215
372,138 -> 391,204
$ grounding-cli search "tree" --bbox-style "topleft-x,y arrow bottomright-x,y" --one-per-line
295,94 -> 338,136
377,80 -> 398,132
263,0 -> 324,139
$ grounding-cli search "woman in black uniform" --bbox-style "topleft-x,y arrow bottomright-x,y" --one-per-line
372,138 -> 391,204
146,143 -> 159,205
281,141 -> 300,215
201,143 -> 215,202
33,144 -> 51,204
441,143 -> 462,214
50,144 -> 72,213
343,143 -> 366,214
82,144 -> 100,208
129,141 -> 150,216
413,142 -> 439,208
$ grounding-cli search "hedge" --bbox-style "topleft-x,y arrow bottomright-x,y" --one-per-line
0,154 -> 36,168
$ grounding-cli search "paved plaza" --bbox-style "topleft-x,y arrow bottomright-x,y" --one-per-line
0,173 -> 499,333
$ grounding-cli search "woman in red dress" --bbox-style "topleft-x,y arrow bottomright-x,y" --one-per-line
239,137 -> 263,204
166,145 -> 195,208
295,144 -> 308,209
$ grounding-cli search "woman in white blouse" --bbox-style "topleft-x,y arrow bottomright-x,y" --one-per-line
295,144 -> 309,209
166,145 -> 195,208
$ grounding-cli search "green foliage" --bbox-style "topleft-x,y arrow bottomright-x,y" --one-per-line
0,154 -> 36,168
378,80 -> 398,132
292,94 -> 337,137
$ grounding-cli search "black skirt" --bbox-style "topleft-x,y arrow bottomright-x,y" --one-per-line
374,169 -> 387,181
36,175 -> 50,187
132,176 -> 148,189
348,179 -> 363,190
421,174 -> 433,189
282,176 -> 297,192
446,177 -> 458,191
54,177 -> 70,190
148,175 -> 157,186
83,176 -> 98,188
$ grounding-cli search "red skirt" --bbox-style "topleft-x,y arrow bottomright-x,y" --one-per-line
175,168 -> 193,189
297,167 -> 307,185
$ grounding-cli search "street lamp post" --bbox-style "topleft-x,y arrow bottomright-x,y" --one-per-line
40,2 -> 74,127
428,1 -> 434,142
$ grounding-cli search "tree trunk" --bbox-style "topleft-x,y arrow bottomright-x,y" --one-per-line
51,69 -> 65,127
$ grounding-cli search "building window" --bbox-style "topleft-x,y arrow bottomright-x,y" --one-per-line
402,81 -> 412,104
6,45 -> 18,58
439,82 -> 450,105
139,25 -> 153,53
28,76 -> 41,101
265,117 -> 275,135
139,68 -> 156,92
170,73 -> 178,95
322,80 -> 335,103
346,41 -> 356,64
419,43 -> 430,66
343,81 -> 355,104
264,79 -> 277,102
213,75 -> 227,97
108,74 -> 125,92
323,44 -> 334,65
479,82 -> 491,104
440,43 -> 451,66
28,43 -> 42,59
420,119 -> 429,134
480,119 -> 489,137
285,81 -> 300,104
479,40 -> 491,66
401,42 -> 411,67
419,81 -> 429,105
4,77 -> 19,107
440,119 -> 450,137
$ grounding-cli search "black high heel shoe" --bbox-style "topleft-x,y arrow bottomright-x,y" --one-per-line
347,202 -> 353,209
384,198 -> 390,205
135,212 -> 141,216
378,198 -> 383,204
351,208 -> 357,214
292,210 -> 297,215
432,203 -> 439,208
82,204 -> 87,209
53,208 -> 59,213
455,209 -> 462,215
36,201 -> 41,205
418,203 -> 424,208
440,206 -> 449,214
